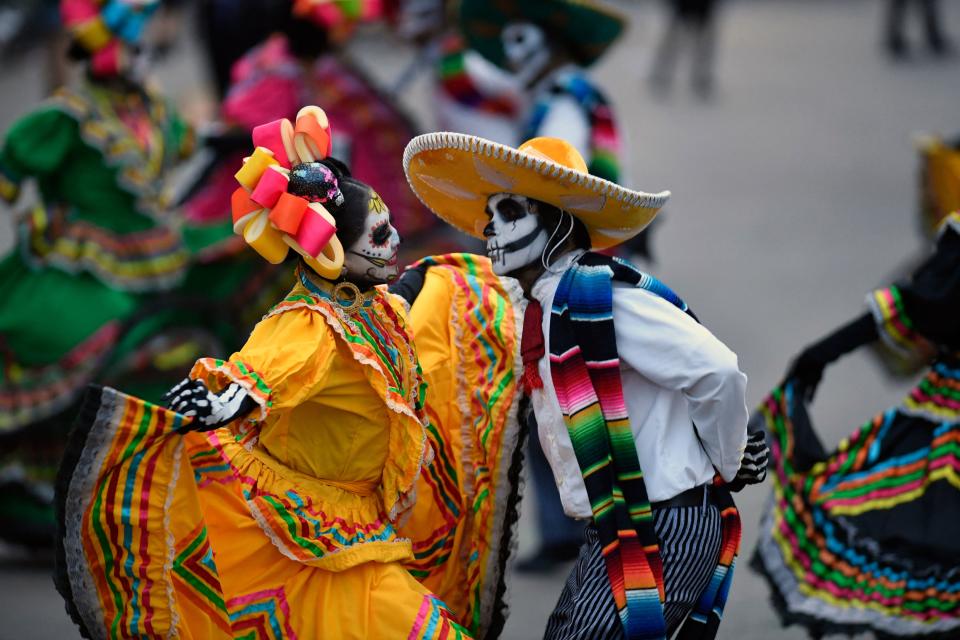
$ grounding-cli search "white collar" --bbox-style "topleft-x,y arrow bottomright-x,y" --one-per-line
531,249 -> 586,304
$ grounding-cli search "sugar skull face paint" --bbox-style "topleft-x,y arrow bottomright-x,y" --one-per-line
483,193 -> 549,276
342,190 -> 401,284
501,21 -> 550,85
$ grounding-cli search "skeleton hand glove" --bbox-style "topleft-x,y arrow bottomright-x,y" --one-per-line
726,428 -> 769,492
163,378 -> 257,431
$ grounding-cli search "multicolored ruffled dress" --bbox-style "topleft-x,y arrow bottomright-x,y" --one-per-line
0,80 -> 207,545
0,72 -> 293,546
55,254 -> 528,639
753,212 -> 960,639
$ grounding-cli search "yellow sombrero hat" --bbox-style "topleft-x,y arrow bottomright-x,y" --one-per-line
403,133 -> 669,250
916,134 -> 960,235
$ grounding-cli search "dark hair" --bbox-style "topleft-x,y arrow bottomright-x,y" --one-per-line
532,199 -> 592,253
319,158 -> 370,251
279,9 -> 332,59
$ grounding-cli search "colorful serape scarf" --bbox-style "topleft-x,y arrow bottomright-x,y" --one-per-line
526,72 -> 621,183
548,252 -> 741,640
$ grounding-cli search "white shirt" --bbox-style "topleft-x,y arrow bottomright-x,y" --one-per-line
529,66 -> 590,156
530,252 -> 749,517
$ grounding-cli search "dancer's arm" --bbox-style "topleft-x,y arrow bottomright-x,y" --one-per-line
388,263 -> 430,305
171,308 -> 338,429
787,312 -> 879,400
0,108 -> 77,204
613,287 -> 749,482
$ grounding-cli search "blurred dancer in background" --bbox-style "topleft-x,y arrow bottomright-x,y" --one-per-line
187,0 -> 439,262
885,0 -> 952,59
458,0 -> 625,186
649,0 -> 720,99
753,204 -> 960,636
0,0 -> 199,547
0,0 -> 287,550
197,0 -> 289,98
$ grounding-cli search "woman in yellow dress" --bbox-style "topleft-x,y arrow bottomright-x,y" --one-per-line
53,108 -> 526,639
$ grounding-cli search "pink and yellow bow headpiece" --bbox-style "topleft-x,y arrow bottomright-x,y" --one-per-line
232,106 -> 345,279
61,0 -> 160,77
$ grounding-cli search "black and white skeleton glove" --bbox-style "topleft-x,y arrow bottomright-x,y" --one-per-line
726,425 -> 770,493
163,378 -> 257,431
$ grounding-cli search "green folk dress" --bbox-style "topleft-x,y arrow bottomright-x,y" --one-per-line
0,81 -> 285,545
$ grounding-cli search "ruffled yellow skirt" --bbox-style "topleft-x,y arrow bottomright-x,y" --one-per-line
55,389 -> 467,639
54,254 -> 523,639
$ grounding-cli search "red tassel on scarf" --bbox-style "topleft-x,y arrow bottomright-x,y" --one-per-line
520,300 -> 545,394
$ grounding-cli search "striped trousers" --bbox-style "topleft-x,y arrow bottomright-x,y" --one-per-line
543,501 -> 723,640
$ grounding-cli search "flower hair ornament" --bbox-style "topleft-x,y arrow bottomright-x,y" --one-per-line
232,106 -> 346,280
61,0 -> 161,77
292,0 -> 383,32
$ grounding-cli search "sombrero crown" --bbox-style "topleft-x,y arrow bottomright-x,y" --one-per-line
403,133 -> 669,250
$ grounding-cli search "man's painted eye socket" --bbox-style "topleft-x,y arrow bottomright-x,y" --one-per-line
495,198 -> 527,222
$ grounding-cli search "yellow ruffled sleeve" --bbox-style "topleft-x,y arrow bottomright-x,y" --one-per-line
190,307 -> 337,422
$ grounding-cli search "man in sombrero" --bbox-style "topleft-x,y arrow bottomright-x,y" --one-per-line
404,132 -> 768,639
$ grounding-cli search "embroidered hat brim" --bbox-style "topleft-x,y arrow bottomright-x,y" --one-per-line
403,132 -> 669,250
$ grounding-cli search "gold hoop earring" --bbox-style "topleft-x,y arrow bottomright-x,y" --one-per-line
333,280 -> 364,314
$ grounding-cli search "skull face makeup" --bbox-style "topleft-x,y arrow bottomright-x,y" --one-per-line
342,190 -> 401,285
483,193 -> 549,276
501,21 -> 550,86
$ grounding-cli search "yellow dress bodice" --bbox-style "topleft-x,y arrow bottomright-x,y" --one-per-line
258,335 -> 391,486
189,272 -> 427,571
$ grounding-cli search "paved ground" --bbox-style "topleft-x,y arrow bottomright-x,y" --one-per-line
1,1 -> 959,638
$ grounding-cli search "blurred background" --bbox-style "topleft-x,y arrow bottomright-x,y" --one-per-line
0,0 -> 958,638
